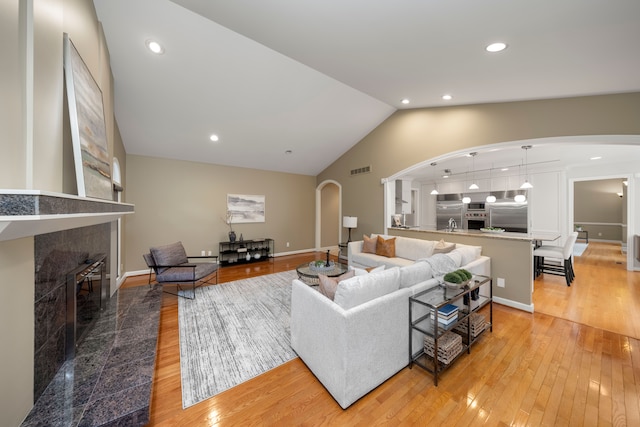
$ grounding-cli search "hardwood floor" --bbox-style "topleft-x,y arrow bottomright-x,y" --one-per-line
121,244 -> 640,426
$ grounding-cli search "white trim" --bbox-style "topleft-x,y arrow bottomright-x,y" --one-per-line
384,135 -> 640,183
569,172 -> 635,271
493,296 -> 534,313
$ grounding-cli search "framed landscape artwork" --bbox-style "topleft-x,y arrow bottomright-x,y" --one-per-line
227,194 -> 266,223
63,33 -> 112,200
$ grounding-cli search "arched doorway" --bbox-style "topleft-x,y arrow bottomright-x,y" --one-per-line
315,180 -> 342,251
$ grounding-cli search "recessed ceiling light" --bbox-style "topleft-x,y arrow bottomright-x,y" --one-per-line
209,134 -> 219,142
501,168 -> 509,172
285,150 -> 292,155
145,39 -> 164,54
590,156 -> 602,160
442,94 -> 452,101
401,98 -> 410,105
486,42 -> 507,53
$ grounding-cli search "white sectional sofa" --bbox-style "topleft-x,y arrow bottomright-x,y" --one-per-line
349,233 -> 482,269
291,235 -> 490,409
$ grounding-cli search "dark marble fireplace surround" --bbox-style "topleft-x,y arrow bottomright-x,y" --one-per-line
0,193 -> 160,426
33,224 -> 110,401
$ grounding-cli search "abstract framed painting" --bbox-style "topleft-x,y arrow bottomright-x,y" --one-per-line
63,33 -> 112,200
227,194 -> 266,223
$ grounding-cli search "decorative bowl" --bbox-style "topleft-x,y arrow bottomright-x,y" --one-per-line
480,227 -> 505,233
254,253 -> 261,259
443,279 -> 470,289
309,260 -> 335,272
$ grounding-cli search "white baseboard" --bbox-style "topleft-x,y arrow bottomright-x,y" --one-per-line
273,248 -> 316,257
493,296 -> 534,313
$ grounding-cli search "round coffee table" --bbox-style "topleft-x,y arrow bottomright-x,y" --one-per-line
296,262 -> 349,285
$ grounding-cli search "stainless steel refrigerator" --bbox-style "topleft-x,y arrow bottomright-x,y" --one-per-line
488,197 -> 528,233
436,194 -> 464,230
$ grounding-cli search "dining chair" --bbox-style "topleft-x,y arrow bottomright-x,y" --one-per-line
533,232 -> 578,286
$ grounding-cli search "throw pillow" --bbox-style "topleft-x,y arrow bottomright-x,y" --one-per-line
433,239 -> 456,254
362,234 -> 377,254
376,236 -> 396,258
318,270 -> 355,300
454,244 -> 482,265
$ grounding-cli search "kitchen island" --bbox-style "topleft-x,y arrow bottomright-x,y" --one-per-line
387,227 -> 560,312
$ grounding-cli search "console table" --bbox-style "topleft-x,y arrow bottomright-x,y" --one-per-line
577,230 -> 589,243
219,238 -> 274,266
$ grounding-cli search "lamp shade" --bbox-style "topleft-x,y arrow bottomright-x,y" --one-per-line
343,216 -> 358,228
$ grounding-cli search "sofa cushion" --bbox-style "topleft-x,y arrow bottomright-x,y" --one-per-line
349,265 -> 386,276
399,262 -> 434,288
362,234 -> 377,254
318,270 -> 355,300
394,237 -> 435,261
350,251 -> 414,269
150,241 -> 188,273
433,239 -> 455,254
454,244 -> 482,265
376,236 -> 396,257
334,267 -> 400,310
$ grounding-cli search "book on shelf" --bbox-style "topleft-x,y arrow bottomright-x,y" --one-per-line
431,303 -> 457,316
438,304 -> 459,316
435,315 -> 458,326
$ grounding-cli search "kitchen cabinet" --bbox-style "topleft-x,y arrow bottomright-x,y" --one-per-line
529,171 -> 564,235
395,179 -> 412,214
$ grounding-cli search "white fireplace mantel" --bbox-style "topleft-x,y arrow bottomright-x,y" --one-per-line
0,190 -> 134,241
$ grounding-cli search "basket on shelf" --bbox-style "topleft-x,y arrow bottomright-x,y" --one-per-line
453,313 -> 486,340
424,331 -> 463,365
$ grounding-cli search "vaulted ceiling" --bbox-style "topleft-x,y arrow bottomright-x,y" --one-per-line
93,0 -> 640,176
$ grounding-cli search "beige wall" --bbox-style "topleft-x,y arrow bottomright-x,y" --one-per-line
389,229 -> 534,308
318,93 -> 640,240
124,155 -> 316,272
0,1 -> 117,424
0,238 -> 34,427
0,0 -> 24,187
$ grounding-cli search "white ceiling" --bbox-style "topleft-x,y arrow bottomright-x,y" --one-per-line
93,0 -> 640,176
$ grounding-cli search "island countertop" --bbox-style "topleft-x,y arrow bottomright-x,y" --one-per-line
388,227 -> 561,243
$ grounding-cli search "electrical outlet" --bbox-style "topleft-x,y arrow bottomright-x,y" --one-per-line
497,278 -> 505,288
286,242 -> 290,247
598,232 -> 602,236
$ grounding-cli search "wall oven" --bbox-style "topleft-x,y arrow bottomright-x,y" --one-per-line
464,211 -> 488,230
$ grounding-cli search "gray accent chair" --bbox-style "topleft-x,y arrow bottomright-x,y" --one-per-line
143,241 -> 218,299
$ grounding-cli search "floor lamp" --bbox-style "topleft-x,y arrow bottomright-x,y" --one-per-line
343,216 -> 358,243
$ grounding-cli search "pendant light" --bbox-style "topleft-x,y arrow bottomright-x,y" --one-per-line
468,152 -> 479,190
462,171 -> 471,203
486,166 -> 496,203
429,162 -> 439,195
520,145 -> 533,189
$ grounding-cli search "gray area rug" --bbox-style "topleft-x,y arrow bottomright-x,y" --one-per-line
573,242 -> 588,256
178,270 -> 298,408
